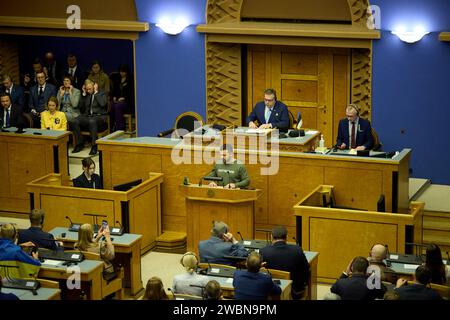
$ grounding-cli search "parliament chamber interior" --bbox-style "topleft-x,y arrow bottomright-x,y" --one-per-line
0,0 -> 449,303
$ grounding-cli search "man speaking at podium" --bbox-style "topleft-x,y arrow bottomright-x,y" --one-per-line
206,144 -> 250,189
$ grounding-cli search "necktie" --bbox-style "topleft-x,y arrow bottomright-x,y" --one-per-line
351,121 -> 356,149
90,94 -> 94,115
5,109 -> 10,127
265,108 -> 271,124
70,68 -> 74,77
39,86 -> 43,96
5,88 -> 9,94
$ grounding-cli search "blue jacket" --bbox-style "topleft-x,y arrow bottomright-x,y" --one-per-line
198,236 -> 248,266
336,117 -> 374,150
28,83 -> 57,113
0,238 -> 41,278
1,84 -> 25,108
233,270 -> 282,300
247,101 -> 289,130
18,227 -> 57,250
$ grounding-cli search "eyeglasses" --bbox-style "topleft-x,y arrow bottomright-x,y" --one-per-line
264,98 -> 275,102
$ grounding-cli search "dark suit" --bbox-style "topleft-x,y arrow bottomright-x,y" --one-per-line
330,273 -> 384,300
28,83 -> 57,113
62,66 -> 85,89
247,101 -> 289,130
260,241 -> 310,296
0,104 -> 24,128
75,91 -> 108,144
395,284 -> 442,300
45,61 -> 64,87
72,173 -> 103,189
336,117 -> 374,150
233,270 -> 282,300
18,227 -> 57,250
198,236 -> 249,266
1,84 -> 25,108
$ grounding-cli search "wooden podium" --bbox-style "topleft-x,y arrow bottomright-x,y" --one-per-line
180,184 -> 262,253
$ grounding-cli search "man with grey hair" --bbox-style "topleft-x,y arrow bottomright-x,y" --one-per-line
198,221 -> 248,266
260,225 -> 310,299
336,104 -> 374,150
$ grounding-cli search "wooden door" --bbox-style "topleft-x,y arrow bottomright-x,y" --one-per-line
247,45 -> 349,147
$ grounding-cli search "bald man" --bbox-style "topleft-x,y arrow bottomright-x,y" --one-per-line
368,244 -> 397,283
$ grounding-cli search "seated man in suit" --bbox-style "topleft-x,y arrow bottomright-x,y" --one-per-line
247,88 -> 289,131
0,223 -> 41,278
336,104 -> 374,150
18,209 -> 59,250
368,243 -> 397,284
233,251 -> 282,300
330,256 -> 385,300
63,54 -> 84,90
1,74 -> 25,108
28,71 -> 57,128
198,221 -> 248,266
76,79 -> 108,155
0,93 -> 24,128
205,144 -> 250,189
260,226 -> 310,299
72,157 -> 103,189
395,265 -> 442,300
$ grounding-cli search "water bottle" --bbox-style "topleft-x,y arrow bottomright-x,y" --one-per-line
319,135 -> 325,148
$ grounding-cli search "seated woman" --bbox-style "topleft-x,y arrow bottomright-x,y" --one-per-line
143,276 -> 169,300
110,64 -> 134,131
72,157 -> 102,189
40,96 -> 67,131
87,60 -> 110,96
425,243 -> 450,285
173,252 -> 209,297
75,223 -> 115,278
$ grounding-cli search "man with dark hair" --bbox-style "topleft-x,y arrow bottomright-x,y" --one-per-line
18,209 -> 59,250
198,221 -> 248,266
44,52 -> 63,87
247,88 -> 289,130
204,280 -> 222,300
395,266 -> 442,300
205,144 -> 250,189
260,225 -> 310,299
1,74 -> 25,108
330,256 -> 384,300
0,93 -> 24,128
233,251 -> 282,300
64,54 -> 84,89
28,71 -> 57,127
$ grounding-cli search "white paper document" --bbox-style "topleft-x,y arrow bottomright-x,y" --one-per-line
403,264 -> 419,270
243,241 -> 251,246
306,130 -> 318,135
389,254 -> 399,260
226,278 -> 233,283
210,268 -> 220,274
43,259 -> 62,266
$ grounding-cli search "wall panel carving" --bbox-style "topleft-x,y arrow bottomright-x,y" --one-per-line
351,49 -> 372,119
0,40 -> 20,84
206,0 -> 241,24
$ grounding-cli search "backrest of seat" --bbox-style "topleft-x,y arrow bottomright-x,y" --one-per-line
371,127 -> 382,151
261,267 -> 290,280
175,112 -> 203,132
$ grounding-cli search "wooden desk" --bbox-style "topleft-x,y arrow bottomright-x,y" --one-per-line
27,172 -> 162,253
49,227 -> 144,297
180,185 -> 261,253
2,287 -> 61,300
0,128 -> 69,214
38,259 -> 104,300
294,185 -> 423,283
97,132 -> 410,239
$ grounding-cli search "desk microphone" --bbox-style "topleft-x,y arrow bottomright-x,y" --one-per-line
113,220 -> 125,235
385,244 -> 391,267
167,287 -> 176,300
226,170 -> 231,189
65,216 -> 74,226
237,231 -> 244,242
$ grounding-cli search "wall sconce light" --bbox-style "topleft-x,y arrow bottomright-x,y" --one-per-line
392,26 -> 430,43
156,17 -> 189,35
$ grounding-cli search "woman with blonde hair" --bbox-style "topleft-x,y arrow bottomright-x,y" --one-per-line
143,277 -> 168,300
40,96 -> 67,130
75,223 -> 115,277
172,252 -> 209,297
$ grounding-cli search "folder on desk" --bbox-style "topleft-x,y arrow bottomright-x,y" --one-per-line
38,248 -> 84,263
386,253 -> 425,265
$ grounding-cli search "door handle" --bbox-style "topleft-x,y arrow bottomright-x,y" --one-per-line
317,105 -> 327,110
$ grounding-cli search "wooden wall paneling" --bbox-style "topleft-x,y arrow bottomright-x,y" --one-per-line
130,187 -> 159,251
0,40 -> 20,84
351,48 -> 372,120
332,54 -> 350,145
0,142 -> 10,197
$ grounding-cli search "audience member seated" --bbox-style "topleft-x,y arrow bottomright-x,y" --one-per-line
24,58 -> 47,90
72,157 -> 103,189
204,280 -> 222,300
0,275 -> 19,300
198,221 -> 248,266
77,79 -> 108,155
110,64 -> 134,131
44,52 -> 63,87
28,71 -> 57,128
367,243 -> 397,283
336,104 -> 374,151
88,60 -> 110,96
1,74 -> 24,108
63,54 -> 84,89
330,256 -> 384,300
143,276 -> 169,300
1,93 -> 24,128
383,290 -> 400,300
233,251 -> 282,300
425,243 -> 450,285
323,292 -> 341,300
17,209 -> 59,250
395,265 -> 442,300
0,223 -> 41,278
260,225 -> 309,299
40,97 -> 67,131
75,223 -> 115,279
173,252 -> 209,297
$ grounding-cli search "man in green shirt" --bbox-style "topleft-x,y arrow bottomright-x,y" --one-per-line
206,144 -> 250,189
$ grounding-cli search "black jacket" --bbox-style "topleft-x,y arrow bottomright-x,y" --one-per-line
18,227 -> 57,250
72,173 -> 103,189
395,283 -> 442,300
260,241 -> 310,294
331,273 -> 385,300
0,104 -> 25,128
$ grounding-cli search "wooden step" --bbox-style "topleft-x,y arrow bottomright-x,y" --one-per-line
154,231 -> 187,254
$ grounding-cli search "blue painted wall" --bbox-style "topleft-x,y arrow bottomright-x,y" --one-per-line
134,0 -> 206,137
132,0 -> 450,183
